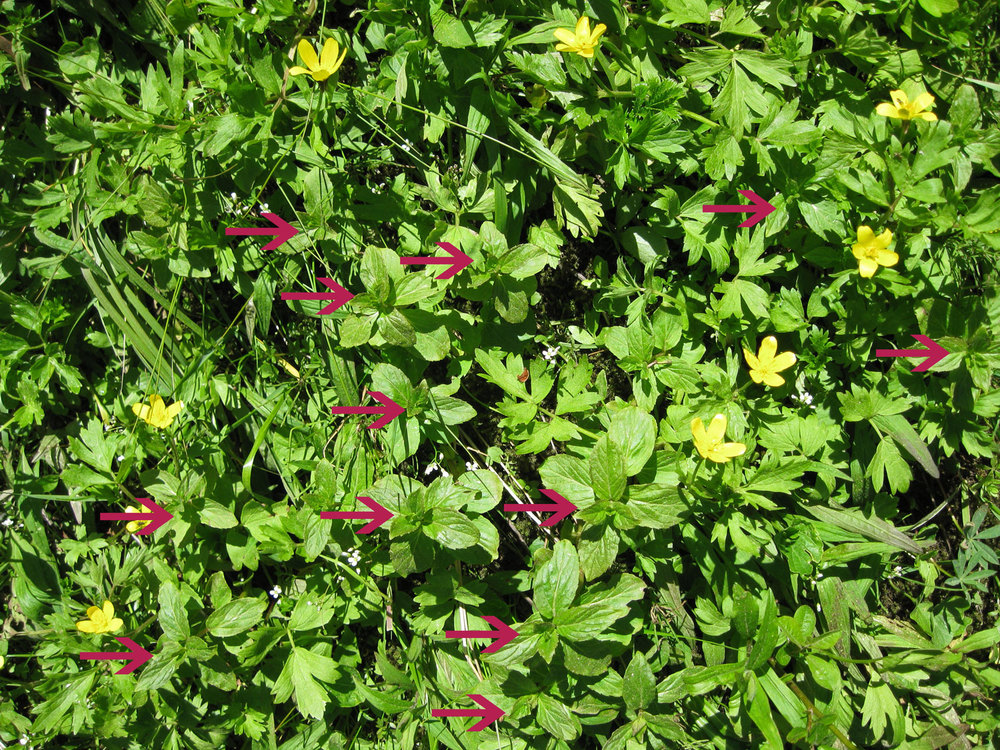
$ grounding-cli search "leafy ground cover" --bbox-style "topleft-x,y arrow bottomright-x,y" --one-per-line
2,0 -> 1000,748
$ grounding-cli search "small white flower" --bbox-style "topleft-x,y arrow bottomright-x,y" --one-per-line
465,461 -> 477,471
230,191 -> 237,200
20,737 -> 29,747
816,604 -> 822,613
187,100 -> 194,112
269,585 -> 282,599
541,346 -> 559,362
259,202 -> 270,212
2,518 -> 13,528
250,5 -> 258,13
424,463 -> 439,476
816,572 -> 823,580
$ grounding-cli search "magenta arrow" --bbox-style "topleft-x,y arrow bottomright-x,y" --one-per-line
79,637 -> 153,675
431,694 -> 505,732
875,334 -> 949,372
280,278 -> 354,314
445,616 -> 519,654
330,391 -> 405,429
702,190 -> 776,228
225,212 -> 299,251
503,489 -> 576,527
320,496 -> 394,534
400,241 -> 473,280
99,498 -> 173,535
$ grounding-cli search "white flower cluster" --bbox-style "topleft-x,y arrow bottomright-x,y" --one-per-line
541,346 -> 558,362
268,585 -> 282,601
342,547 -> 361,573
465,461 -> 477,471
791,388 -> 816,410
424,453 -> 449,477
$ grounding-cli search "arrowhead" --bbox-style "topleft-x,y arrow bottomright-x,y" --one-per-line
317,278 -> 355,314
911,334 -> 949,372
135,497 -> 172,536
260,212 -> 299,251
736,190 -> 776,228
480,616 -> 519,653
538,489 -> 577,527
114,637 -> 153,675
355,496 -> 394,534
467,694 -> 505,732
434,242 -> 473,280
365,390 -> 405,430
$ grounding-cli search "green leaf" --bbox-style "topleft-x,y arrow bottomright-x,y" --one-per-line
534,539 -> 580,619
157,581 -> 190,641
871,413 -> 939,478
608,407 -> 656,476
579,524 -> 619,581
426,509 -> 480,549
289,596 -> 334,631
623,652 -> 656,711
206,596 -> 267,638
540,454 -> 595,508
536,693 -> 581,740
590,436 -> 627,501
201,499 -> 238,529
916,0 -> 958,15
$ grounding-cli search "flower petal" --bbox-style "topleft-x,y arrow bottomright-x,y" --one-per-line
743,348 -> 760,370
288,66 -> 310,77
77,620 -> 100,633
876,103 -> 901,118
874,230 -> 893,249
86,605 -> 102,619
590,23 -> 608,42
770,351 -> 797,372
331,46 -> 348,75
103,601 -> 116,620
890,90 -> 908,108
319,38 -> 339,70
577,48 -> 595,57
690,417 -> 707,443
876,249 -> 899,267
706,449 -> 732,463
856,225 -> 875,245
705,413 -> 727,445
297,39 -> 319,71
575,15 -> 591,39
107,617 -> 124,632
718,441 -> 747,458
911,92 -> 935,112
553,28 -> 577,45
749,369 -> 765,384
762,371 -> 785,388
858,257 -> 879,277
758,335 -> 778,364
916,112 -> 938,121
311,69 -> 333,81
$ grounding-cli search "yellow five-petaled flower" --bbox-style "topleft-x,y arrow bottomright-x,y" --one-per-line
876,90 -> 938,122
554,15 -> 607,58
131,394 -> 184,429
289,38 -> 348,82
744,336 -> 797,388
124,506 -> 152,534
691,413 -> 747,464
76,600 -> 124,634
852,225 -> 898,278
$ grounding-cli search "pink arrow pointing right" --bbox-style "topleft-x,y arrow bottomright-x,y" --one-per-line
400,241 -> 473,280
431,694 -> 505,732
99,497 -> 173,535
280,277 -> 355,314
445,615 -> 519,654
225,212 -> 299,251
702,190 -> 776,228
320,496 -> 394,534
330,391 -> 405,430
79,636 -> 153,675
503,489 -> 577,527
875,334 -> 950,372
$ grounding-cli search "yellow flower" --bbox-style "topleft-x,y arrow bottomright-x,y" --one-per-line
875,90 -> 938,121
131,394 -> 184,429
76,600 -> 124,634
690,414 -> 747,464
124,506 -> 151,534
743,336 -> 797,388
289,38 -> 347,81
553,15 -> 607,58
851,225 -> 898,278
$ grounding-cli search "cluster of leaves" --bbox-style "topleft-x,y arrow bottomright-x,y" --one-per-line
2,0 -> 1000,748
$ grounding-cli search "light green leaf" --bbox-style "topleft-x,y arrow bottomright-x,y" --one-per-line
534,539 -> 580,619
